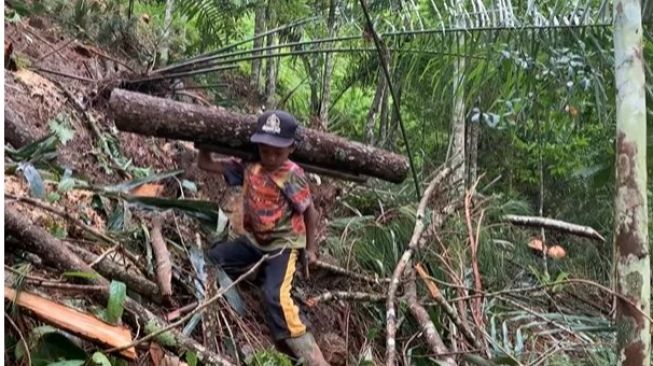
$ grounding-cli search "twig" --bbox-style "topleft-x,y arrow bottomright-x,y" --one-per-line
165,302 -> 198,322
105,251 -> 277,353
314,260 -> 389,284
465,180 -> 484,329
36,39 -> 76,63
32,66 -> 96,82
89,244 -> 119,267
22,280 -> 106,292
405,272 -> 455,366
415,263 -> 481,349
385,165 -> 452,365
502,215 -> 605,242
5,313 -> 31,366
306,291 -> 385,306
83,46 -> 135,72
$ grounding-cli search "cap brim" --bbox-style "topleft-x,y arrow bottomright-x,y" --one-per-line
250,133 -> 294,148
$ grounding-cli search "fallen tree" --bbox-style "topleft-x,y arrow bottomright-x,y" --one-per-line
109,89 -> 409,183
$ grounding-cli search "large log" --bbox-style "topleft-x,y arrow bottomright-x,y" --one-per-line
109,89 -> 409,183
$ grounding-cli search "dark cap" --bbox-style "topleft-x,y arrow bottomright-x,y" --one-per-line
250,110 -> 298,148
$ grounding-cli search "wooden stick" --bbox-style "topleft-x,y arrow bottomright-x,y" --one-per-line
405,274 -> 456,366
150,215 -> 172,297
314,260 -> 388,284
502,215 -> 605,242
415,263 -> 481,349
5,287 -> 137,359
33,66 -> 96,82
386,165 -> 452,365
306,291 -> 385,306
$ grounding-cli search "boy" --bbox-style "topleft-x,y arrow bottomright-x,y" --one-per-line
197,110 -> 329,366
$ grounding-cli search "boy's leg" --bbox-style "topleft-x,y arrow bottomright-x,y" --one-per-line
261,248 -> 308,340
206,236 -> 263,277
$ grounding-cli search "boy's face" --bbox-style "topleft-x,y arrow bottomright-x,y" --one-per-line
258,144 -> 293,171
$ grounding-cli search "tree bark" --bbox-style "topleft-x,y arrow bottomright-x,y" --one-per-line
503,215 -> 605,242
612,0 -> 650,365
365,68 -> 387,145
264,3 -> 277,109
158,0 -> 175,66
302,55 -> 321,116
318,0 -> 338,127
449,29 -> 466,192
151,215 -> 172,298
110,89 -> 409,183
250,1 -> 266,93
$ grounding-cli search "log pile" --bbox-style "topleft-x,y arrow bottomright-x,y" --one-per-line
109,89 -> 409,183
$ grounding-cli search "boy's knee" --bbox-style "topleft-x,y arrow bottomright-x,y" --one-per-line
206,242 -> 226,266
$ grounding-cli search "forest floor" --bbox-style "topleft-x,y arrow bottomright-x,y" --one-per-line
4,13 -> 373,366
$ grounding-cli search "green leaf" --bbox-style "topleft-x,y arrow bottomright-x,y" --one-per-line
5,134 -> 58,163
182,179 -> 198,193
185,351 -> 198,366
91,352 -> 112,366
50,223 -> 68,239
106,280 -> 127,323
47,361 -> 85,366
57,169 -> 75,192
63,271 -> 99,280
19,162 -> 46,199
47,192 -> 62,203
48,115 -> 75,145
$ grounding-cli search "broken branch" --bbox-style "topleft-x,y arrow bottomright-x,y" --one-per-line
150,215 -> 173,298
502,215 -> 605,242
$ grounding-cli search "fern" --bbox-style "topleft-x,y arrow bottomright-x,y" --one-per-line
176,0 -> 255,49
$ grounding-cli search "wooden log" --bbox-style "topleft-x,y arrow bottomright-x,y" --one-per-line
5,287 -> 137,360
109,89 -> 409,183
502,215 -> 605,242
5,107 -> 37,149
196,143 -> 368,183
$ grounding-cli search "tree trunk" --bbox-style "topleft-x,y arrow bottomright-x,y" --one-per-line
612,0 -> 650,365
250,1 -> 266,94
318,0 -> 337,127
264,3 -> 277,109
365,69 -> 386,145
378,87 -> 390,147
467,119 -> 479,185
449,29 -> 466,191
158,0 -> 175,66
110,89 -> 409,183
302,55 -> 321,116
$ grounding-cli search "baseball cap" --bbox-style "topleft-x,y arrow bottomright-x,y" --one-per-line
250,110 -> 298,148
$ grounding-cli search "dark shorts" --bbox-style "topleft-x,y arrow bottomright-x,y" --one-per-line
207,236 -> 309,340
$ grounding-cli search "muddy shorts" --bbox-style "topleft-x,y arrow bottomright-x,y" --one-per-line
207,236 -> 309,340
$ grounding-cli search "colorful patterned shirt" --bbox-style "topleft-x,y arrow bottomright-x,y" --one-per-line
224,159 -> 311,251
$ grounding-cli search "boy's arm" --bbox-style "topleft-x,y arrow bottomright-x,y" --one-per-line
197,149 -> 234,173
304,202 -> 319,264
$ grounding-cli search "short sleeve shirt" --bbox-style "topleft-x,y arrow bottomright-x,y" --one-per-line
224,159 -> 311,250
